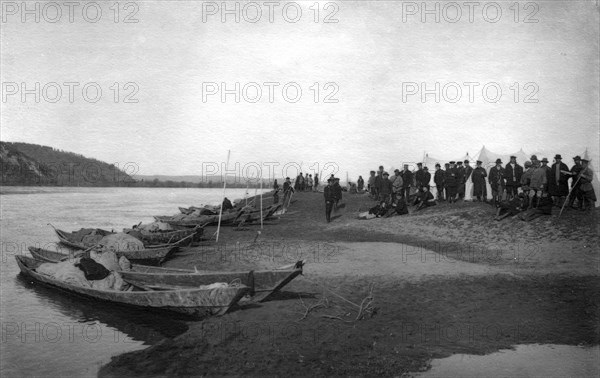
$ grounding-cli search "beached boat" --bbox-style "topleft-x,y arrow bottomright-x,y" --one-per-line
15,255 -> 250,317
29,246 -> 177,266
124,225 -> 203,246
119,261 -> 303,302
52,226 -> 193,251
29,248 -> 304,302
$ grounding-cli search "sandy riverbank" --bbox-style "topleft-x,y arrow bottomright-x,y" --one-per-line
99,192 -> 599,376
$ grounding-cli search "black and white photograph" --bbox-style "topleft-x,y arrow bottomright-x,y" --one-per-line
1,1 -> 599,376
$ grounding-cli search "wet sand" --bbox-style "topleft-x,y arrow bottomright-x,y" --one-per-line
99,192 -> 599,376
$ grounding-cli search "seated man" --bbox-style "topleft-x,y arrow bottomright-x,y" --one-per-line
413,186 -> 436,211
495,193 -> 526,221
222,197 -> 233,211
369,201 -> 389,218
519,192 -> 554,221
384,197 -> 409,217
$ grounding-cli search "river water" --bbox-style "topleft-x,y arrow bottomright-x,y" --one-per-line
0,187 -> 256,377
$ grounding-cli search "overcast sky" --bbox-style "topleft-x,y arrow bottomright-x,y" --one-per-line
1,1 -> 598,181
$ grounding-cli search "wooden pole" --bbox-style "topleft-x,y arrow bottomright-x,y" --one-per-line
260,178 -> 264,229
216,150 -> 231,243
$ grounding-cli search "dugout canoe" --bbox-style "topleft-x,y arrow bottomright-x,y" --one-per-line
52,226 -> 193,250
119,260 -> 303,302
15,255 -> 250,317
29,245 -> 177,266
29,248 -> 304,302
123,225 -> 203,246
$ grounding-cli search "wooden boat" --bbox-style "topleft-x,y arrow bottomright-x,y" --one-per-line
119,260 -> 303,302
124,225 -> 203,246
179,206 -> 217,216
29,246 -> 177,266
52,226 -> 193,251
154,210 -> 243,228
29,248 -> 304,302
15,255 -> 250,317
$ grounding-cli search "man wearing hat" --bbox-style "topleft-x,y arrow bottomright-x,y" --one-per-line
527,159 -> 547,209
548,154 -> 570,206
324,178 -> 336,222
456,161 -> 466,200
488,159 -> 505,206
444,161 -> 458,203
333,177 -> 343,210
504,156 -> 523,200
413,185 -> 437,211
423,166 -> 431,190
283,177 -> 295,210
434,163 -> 445,201
400,164 -> 413,200
415,162 -> 426,188
379,172 -> 393,204
472,160 -> 488,202
390,169 -> 403,203
578,159 -> 597,211
568,156 -> 584,209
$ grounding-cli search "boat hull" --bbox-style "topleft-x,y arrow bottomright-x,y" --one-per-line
16,255 -> 249,317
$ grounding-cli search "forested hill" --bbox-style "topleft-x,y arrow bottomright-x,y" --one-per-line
0,142 -> 134,186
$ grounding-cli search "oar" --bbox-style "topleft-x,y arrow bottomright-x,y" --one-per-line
559,176 -> 582,218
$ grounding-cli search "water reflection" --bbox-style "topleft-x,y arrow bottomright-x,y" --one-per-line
13,274 -> 189,343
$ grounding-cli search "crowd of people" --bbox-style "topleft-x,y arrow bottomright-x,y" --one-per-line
358,154 -> 596,221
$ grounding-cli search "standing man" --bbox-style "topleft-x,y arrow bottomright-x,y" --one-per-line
324,178 -> 335,222
415,163 -> 426,188
568,156 -> 584,209
443,163 -> 451,201
548,154 -> 570,206
456,161 -> 466,201
422,167 -> 431,190
283,177 -> 295,209
504,156 -> 523,200
577,159 -> 597,211
333,177 -> 343,209
374,166 -> 384,199
488,159 -> 505,206
314,174 -> 319,191
368,171 -> 376,199
434,163 -> 445,201
445,161 -> 458,203
306,174 -> 313,192
472,160 -> 488,202
391,169 -> 403,203
400,164 -> 413,200
357,175 -> 365,192
379,172 -> 393,204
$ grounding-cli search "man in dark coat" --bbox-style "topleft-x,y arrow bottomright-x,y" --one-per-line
504,156 -> 523,200
434,163 -> 445,201
324,179 -> 336,222
422,167 -> 431,190
374,166 -> 384,199
443,163 -> 451,201
444,161 -> 458,203
568,156 -> 584,209
333,177 -> 343,209
415,163 -> 426,188
456,161 -> 466,200
400,164 -> 413,200
472,160 -> 487,202
283,177 -> 295,209
413,185 -> 436,211
379,172 -> 393,204
488,159 -> 505,206
548,154 -> 570,206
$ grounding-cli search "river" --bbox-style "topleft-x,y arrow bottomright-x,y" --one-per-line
0,186 -> 258,377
